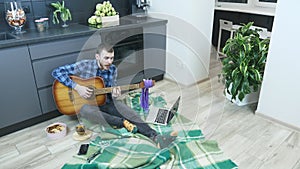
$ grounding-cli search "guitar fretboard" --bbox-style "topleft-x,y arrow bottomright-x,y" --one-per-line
95,84 -> 140,95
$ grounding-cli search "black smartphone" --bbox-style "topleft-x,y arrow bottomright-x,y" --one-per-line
77,144 -> 89,155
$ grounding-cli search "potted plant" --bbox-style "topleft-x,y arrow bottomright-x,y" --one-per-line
51,0 -> 72,27
220,22 -> 270,106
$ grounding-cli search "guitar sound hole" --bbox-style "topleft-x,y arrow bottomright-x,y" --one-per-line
86,86 -> 95,100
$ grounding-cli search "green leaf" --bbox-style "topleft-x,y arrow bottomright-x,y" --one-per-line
231,75 -> 243,100
238,91 -> 245,101
67,9 -> 72,20
51,3 -> 60,9
231,67 -> 239,79
243,65 -> 248,77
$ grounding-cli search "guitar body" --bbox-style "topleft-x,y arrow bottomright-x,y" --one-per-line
52,76 -> 106,115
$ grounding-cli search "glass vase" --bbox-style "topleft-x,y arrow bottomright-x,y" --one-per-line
60,13 -> 69,28
4,1 -> 26,34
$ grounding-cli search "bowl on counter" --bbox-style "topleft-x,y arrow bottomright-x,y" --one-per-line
45,122 -> 67,140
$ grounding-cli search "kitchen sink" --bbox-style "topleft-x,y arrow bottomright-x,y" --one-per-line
0,32 -> 19,41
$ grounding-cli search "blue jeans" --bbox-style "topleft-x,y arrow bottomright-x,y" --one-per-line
79,100 -> 157,139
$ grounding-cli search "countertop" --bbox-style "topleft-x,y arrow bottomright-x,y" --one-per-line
0,16 -> 167,49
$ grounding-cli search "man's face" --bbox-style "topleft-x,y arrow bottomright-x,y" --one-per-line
96,49 -> 114,70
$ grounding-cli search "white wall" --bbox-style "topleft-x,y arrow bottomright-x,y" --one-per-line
147,0 -> 214,86
257,0 -> 300,128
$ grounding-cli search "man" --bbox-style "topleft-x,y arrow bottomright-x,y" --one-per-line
52,43 -> 176,148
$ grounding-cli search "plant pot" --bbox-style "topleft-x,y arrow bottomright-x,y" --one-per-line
225,85 -> 261,106
61,20 -> 68,28
101,15 -> 119,27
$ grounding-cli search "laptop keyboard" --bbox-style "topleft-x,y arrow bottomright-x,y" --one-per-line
155,109 -> 169,123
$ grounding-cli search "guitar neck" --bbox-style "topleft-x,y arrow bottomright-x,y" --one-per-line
95,84 -> 141,95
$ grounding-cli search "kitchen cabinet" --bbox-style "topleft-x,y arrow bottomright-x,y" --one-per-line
29,36 -> 93,114
212,10 -> 274,47
0,36 -> 98,136
0,46 -> 42,129
99,27 -> 145,85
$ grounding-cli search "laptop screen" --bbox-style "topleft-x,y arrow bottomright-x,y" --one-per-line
166,96 -> 180,122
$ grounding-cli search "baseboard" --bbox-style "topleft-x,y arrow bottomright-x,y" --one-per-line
255,111 -> 300,132
0,110 -> 62,137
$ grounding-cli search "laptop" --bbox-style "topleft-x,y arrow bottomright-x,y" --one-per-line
145,96 -> 180,125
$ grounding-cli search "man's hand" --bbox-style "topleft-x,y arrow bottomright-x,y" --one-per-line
74,84 -> 93,99
112,86 -> 121,98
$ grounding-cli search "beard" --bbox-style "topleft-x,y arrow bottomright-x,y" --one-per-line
97,59 -> 110,70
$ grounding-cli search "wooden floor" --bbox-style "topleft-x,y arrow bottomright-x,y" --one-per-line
1,49 -> 300,169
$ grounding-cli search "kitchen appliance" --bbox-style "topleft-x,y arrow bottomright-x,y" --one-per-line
100,27 -> 145,85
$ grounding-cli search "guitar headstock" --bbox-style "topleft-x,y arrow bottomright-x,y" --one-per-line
139,79 -> 155,88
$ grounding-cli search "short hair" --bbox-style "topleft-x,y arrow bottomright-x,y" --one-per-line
96,43 -> 114,54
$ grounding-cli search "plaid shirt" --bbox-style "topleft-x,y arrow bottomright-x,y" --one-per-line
52,59 -> 117,90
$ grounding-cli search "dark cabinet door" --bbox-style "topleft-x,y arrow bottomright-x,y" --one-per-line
212,10 -> 240,47
0,46 -> 42,128
247,13 -> 274,31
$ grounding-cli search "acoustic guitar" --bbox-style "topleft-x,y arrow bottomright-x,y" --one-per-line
52,76 -> 154,115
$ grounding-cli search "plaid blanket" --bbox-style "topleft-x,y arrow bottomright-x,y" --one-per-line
62,92 -> 238,169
